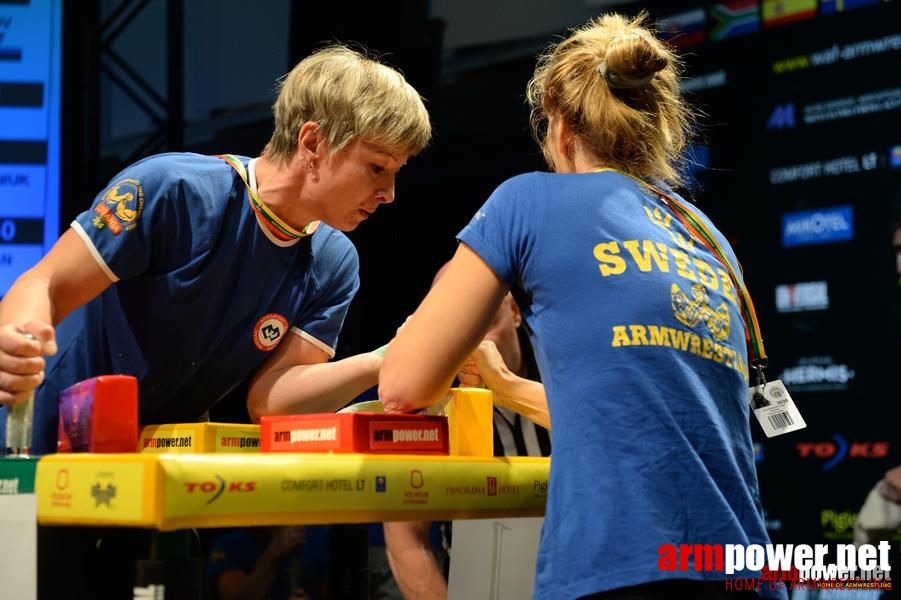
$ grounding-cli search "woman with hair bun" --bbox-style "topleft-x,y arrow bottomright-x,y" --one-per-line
380,12 -> 784,599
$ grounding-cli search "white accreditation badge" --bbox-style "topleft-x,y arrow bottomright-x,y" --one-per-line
749,379 -> 806,437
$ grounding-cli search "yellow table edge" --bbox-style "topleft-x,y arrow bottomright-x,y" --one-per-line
35,453 -> 550,531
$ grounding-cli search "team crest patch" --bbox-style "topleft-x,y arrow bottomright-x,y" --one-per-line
91,179 -> 144,234
253,313 -> 289,351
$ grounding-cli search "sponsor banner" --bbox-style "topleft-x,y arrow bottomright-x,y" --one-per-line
795,434 -> 889,472
767,88 -> 901,131
805,87 -> 901,125
771,32 -> 901,75
35,454 -> 153,526
682,70 -> 727,93
768,152 -> 879,185
0,456 -> 38,494
821,508 -> 859,540
341,388 -> 495,457
261,412 -> 448,455
779,356 -> 855,392
782,205 -> 853,247
774,281 -> 829,313
139,422 -> 261,454
33,452 -> 550,530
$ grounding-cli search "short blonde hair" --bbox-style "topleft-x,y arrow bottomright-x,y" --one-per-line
264,45 -> 432,162
526,12 -> 694,187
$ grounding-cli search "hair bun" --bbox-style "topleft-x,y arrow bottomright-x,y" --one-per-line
597,60 -> 656,89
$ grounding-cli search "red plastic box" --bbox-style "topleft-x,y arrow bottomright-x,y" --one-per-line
260,412 -> 449,455
57,375 -> 139,453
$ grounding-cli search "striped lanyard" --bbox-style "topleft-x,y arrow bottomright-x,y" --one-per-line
218,154 -> 319,241
600,169 -> 768,382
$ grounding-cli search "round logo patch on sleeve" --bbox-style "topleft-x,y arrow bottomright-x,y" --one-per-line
93,178 -> 144,235
253,313 -> 289,351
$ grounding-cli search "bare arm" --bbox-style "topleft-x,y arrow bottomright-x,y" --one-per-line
0,228 -> 112,405
458,340 -> 551,431
380,244 -> 508,414
383,521 -> 447,600
246,331 -> 383,421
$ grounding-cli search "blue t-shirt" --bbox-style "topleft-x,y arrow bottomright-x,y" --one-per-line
459,170 -> 785,599
13,152 -> 359,454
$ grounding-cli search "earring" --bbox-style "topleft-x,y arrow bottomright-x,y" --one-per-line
306,161 -> 319,182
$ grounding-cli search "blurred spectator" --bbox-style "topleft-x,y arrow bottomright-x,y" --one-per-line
207,525 -> 329,600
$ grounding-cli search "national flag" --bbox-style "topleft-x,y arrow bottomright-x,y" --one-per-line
708,0 -> 761,41
762,0 -> 818,27
657,8 -> 706,48
819,0 -> 881,15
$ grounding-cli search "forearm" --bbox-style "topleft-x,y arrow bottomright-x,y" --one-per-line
387,548 -> 447,600
490,374 -> 551,431
247,352 -> 381,421
0,228 -> 113,328
384,521 -> 447,600
0,274 -> 53,326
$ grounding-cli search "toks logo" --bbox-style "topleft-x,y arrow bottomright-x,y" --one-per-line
183,474 -> 257,504
795,434 -> 889,471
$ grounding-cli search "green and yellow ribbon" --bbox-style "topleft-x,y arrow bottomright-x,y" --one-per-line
219,154 -> 319,241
